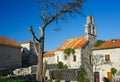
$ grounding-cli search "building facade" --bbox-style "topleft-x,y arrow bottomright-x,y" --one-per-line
0,36 -> 22,70
93,39 -> 120,82
20,40 -> 39,66
44,16 -> 97,82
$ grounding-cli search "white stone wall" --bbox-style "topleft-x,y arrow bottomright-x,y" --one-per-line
93,48 -> 120,82
55,49 -> 81,69
0,45 -> 22,69
43,56 -> 56,64
21,43 -> 30,55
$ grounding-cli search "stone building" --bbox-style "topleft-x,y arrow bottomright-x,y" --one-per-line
0,36 -> 22,70
20,40 -> 38,66
44,16 -> 97,82
93,39 -> 120,82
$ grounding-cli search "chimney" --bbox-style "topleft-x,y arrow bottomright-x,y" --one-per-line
111,39 -> 117,43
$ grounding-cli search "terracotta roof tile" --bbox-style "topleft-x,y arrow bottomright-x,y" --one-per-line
44,50 -> 55,57
0,36 -> 21,48
93,39 -> 120,50
57,36 -> 87,50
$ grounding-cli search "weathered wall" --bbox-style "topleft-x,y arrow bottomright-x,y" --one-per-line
44,56 -> 56,64
93,48 -> 120,82
21,43 -> 38,66
49,69 -> 79,81
0,45 -> 22,70
55,49 -> 81,69
81,41 -> 94,82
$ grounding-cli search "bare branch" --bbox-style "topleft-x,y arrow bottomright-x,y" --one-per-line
32,36 -> 39,56
40,0 -> 84,29
29,26 -> 40,42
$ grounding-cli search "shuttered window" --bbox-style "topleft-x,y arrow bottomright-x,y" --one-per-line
105,54 -> 110,61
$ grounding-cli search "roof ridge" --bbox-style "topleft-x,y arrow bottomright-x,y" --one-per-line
0,36 -> 21,48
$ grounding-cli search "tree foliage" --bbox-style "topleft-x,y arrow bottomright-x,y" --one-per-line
111,67 -> 117,76
64,48 -> 75,56
95,40 -> 105,47
57,62 -> 68,69
76,67 -> 89,82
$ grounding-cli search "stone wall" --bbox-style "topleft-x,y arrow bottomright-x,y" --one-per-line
81,42 -> 94,82
13,65 -> 79,81
47,64 -> 58,70
0,45 -> 22,70
49,69 -> 79,81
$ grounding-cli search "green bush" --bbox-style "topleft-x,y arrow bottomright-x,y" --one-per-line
76,67 -> 89,82
57,62 -> 64,69
54,79 -> 60,82
57,62 -> 68,69
64,48 -> 75,56
111,67 -> 117,76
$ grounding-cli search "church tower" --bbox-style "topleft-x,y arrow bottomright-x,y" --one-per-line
85,16 -> 96,46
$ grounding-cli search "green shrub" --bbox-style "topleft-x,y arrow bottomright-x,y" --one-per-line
76,67 -> 89,82
95,40 -> 105,47
64,48 -> 75,56
57,62 -> 68,69
64,64 -> 68,69
57,62 -> 64,69
54,79 -> 60,82
111,67 -> 117,76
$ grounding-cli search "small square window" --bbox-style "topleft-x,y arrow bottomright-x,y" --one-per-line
105,54 -> 110,61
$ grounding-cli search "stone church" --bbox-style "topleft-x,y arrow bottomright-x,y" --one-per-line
44,16 -> 97,82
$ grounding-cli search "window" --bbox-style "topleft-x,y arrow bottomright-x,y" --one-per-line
105,54 -> 110,61
89,55 -> 92,64
64,55 -> 67,60
57,56 -> 59,63
73,55 -> 76,62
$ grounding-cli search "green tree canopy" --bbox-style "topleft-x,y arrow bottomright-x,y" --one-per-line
95,40 -> 105,47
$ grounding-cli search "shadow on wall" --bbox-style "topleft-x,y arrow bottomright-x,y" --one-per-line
21,47 -> 38,67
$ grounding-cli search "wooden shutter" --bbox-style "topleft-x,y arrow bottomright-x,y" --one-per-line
105,54 -> 110,61
107,72 -> 112,82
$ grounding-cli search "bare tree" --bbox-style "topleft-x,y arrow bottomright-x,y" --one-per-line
92,55 -> 104,72
29,0 -> 85,82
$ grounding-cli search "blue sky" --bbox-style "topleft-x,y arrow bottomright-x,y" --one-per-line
0,0 -> 120,51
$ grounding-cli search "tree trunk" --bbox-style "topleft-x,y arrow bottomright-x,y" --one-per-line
36,28 -> 44,82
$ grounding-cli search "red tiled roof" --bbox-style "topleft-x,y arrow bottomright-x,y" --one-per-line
0,36 -> 21,48
93,39 -> 120,50
57,36 -> 87,50
44,50 -> 55,57
44,36 -> 87,57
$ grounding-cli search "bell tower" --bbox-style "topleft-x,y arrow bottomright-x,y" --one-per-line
85,16 -> 96,46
